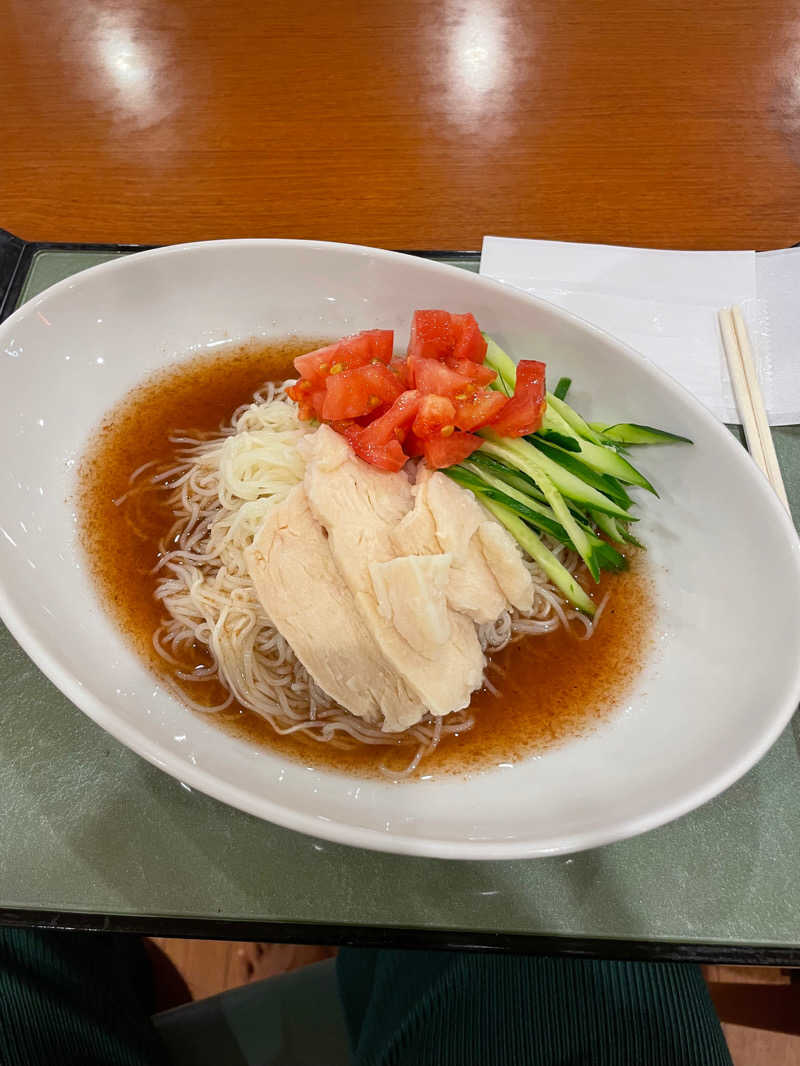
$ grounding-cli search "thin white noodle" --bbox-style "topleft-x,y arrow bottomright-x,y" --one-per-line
120,379 -> 596,775
483,676 -> 500,697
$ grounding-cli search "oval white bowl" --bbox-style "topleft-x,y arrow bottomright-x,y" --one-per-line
1,239 -> 799,859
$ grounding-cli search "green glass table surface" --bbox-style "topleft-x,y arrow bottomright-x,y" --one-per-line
1,248 -> 798,957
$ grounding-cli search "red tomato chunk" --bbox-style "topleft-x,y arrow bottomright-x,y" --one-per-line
489,360 -> 546,437
288,316 -> 546,471
423,432 -> 482,469
321,364 -> 403,421
412,394 -> 457,440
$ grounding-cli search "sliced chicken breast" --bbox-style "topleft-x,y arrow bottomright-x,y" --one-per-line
246,484 -> 426,729
478,520 -> 534,612
396,468 -> 508,624
303,426 -> 485,725
369,554 -> 452,654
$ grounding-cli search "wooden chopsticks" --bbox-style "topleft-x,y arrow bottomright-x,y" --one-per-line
718,306 -> 790,513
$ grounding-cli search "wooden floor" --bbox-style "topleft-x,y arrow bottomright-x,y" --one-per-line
703,966 -> 800,1065
151,940 -> 800,1064
150,938 -> 336,1003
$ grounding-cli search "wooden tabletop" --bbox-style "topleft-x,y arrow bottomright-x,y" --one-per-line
6,0 -> 800,250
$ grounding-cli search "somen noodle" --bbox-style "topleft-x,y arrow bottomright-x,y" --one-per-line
119,380 -> 597,775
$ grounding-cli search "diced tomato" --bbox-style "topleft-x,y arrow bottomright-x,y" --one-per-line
404,430 -> 426,458
346,430 -> 408,472
287,380 -> 312,418
293,343 -> 339,387
453,389 -> 508,432
327,419 -> 356,434
287,380 -> 326,421
389,357 -> 412,390
321,363 -> 403,421
489,359 -> 546,437
359,390 -> 420,443
423,431 -> 482,469
407,311 -> 455,363
343,390 -> 420,471
451,313 -> 487,363
361,329 -> 394,364
444,357 -> 496,386
406,310 -> 487,368
410,361 -> 505,431
412,395 -> 457,440
413,358 -> 471,398
294,330 -> 393,386
289,315 -> 518,472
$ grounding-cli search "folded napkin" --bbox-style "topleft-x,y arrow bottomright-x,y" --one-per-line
480,237 -> 800,425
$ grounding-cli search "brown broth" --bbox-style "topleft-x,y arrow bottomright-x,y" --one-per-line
78,340 -> 654,779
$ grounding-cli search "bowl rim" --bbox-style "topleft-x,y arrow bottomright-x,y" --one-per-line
1,237 -> 799,859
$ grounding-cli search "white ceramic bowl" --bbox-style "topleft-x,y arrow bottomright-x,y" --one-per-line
1,239 -> 799,859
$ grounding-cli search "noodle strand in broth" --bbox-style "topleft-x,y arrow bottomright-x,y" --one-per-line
120,380 -> 595,775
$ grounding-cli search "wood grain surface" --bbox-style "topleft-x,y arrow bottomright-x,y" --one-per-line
5,0 -> 800,249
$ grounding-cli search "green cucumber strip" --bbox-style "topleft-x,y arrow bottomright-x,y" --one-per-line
448,467 -> 571,544
545,392 -> 607,446
593,422 -> 694,446
459,462 -> 562,525
523,466 -> 599,580
479,497 -> 597,616
521,437 -> 634,511
586,422 -> 629,451
470,454 -> 594,524
452,463 -> 627,574
591,540 -> 628,573
482,334 -> 517,392
468,452 -> 597,515
473,438 -> 601,580
589,510 -> 625,544
469,454 -> 591,524
489,372 -> 513,398
541,406 -> 657,494
620,526 -> 646,549
467,452 -> 547,503
537,428 -> 581,452
553,376 -> 571,400
480,434 -> 634,521
540,406 -> 583,444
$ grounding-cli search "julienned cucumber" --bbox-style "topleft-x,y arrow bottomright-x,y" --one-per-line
455,461 -> 626,575
590,422 -> 693,446
483,335 -> 517,392
468,453 -> 598,526
518,437 -> 634,512
589,509 -> 624,544
457,464 -> 567,537
467,452 -> 549,505
536,427 -> 581,452
540,406 -> 658,494
545,392 -> 607,447
479,497 -> 597,617
441,335 -> 689,613
479,434 -> 634,522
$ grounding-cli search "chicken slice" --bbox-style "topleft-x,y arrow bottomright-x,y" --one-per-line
478,521 -> 534,612
303,426 -> 484,726
246,485 -> 425,729
391,485 -> 438,556
405,468 -> 509,624
369,554 -> 452,654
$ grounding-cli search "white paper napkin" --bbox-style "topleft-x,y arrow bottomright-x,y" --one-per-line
480,237 -> 800,425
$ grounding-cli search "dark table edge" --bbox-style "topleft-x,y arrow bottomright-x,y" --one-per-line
1,227 -> 798,964
1,907 -> 798,965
